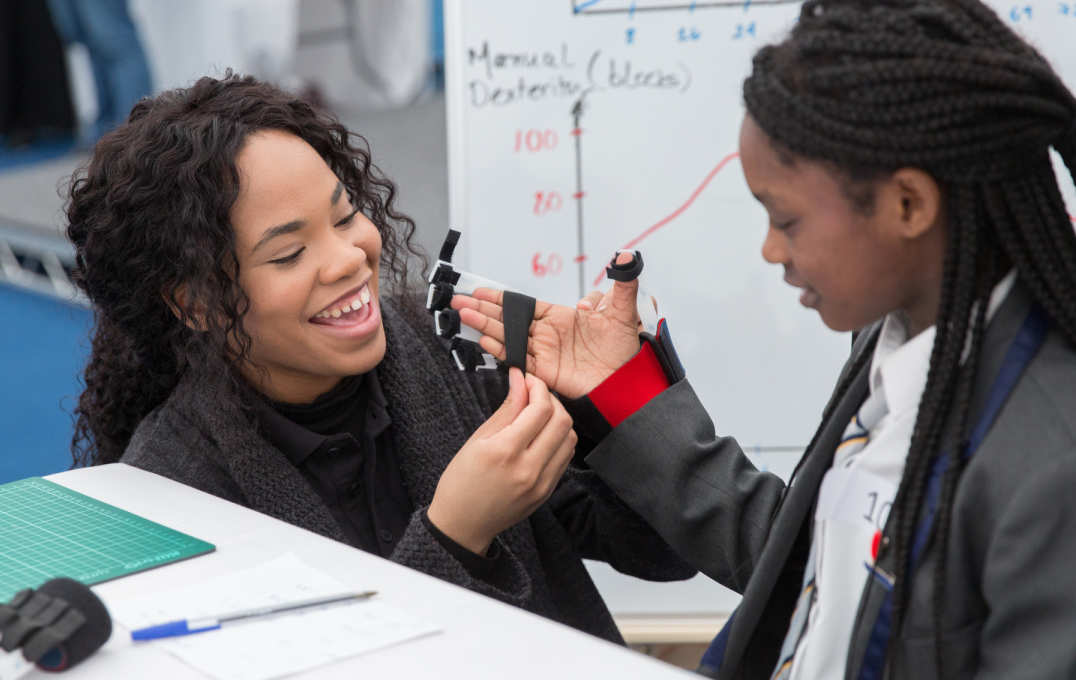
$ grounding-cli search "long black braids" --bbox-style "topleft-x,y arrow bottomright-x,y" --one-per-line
743,0 -> 1076,674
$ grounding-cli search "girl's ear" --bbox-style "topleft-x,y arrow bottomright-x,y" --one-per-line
163,284 -> 209,332
890,168 -> 943,240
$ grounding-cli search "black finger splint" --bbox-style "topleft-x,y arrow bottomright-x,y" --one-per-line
428,228 -> 528,372
439,228 -> 461,262
502,291 -> 536,373
605,250 -> 643,282
429,262 -> 461,286
451,338 -> 497,372
427,281 -> 455,313
434,308 -> 461,338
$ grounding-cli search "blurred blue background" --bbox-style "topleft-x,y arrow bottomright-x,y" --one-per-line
0,285 -> 91,481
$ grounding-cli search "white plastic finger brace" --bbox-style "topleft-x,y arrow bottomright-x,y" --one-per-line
427,229 -> 509,371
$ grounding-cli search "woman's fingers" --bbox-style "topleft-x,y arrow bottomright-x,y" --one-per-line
522,384 -> 573,464
515,376 -> 575,500
537,426 -> 578,496
499,374 -> 556,449
478,367 -> 527,435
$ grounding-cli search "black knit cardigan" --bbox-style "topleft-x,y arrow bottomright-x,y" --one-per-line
122,297 -> 696,642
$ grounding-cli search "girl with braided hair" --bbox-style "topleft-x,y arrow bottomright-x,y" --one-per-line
453,0 -> 1076,677
64,73 -> 696,644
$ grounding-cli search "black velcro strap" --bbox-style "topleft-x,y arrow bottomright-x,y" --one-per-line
502,291 -> 536,372
439,229 -> 461,262
435,309 -> 461,338
426,282 -> 454,312
430,263 -> 461,286
605,250 -> 643,282
450,338 -> 483,371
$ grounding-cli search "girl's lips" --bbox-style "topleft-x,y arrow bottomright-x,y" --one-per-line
309,293 -> 381,339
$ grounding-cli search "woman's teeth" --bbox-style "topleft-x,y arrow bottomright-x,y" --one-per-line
315,286 -> 372,319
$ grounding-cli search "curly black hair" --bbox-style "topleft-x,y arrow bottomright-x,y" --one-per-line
66,73 -> 427,468
743,0 -> 1076,676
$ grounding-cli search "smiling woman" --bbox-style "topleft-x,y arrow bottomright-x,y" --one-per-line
62,73 -> 695,643
230,131 -> 387,403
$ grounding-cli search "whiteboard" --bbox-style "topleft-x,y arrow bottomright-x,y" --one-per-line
445,0 -> 1076,617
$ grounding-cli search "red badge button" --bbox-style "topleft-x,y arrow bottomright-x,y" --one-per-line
870,529 -> 882,561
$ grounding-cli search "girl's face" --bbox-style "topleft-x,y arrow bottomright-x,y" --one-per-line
738,114 -> 946,334
230,130 -> 385,403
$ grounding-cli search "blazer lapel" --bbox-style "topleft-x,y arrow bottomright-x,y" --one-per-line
964,280 -> 1033,432
845,280 -> 1036,678
722,332 -> 874,678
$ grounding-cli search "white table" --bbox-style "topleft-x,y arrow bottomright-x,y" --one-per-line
26,464 -> 696,679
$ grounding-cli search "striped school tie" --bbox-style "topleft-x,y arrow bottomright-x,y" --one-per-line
770,388 -> 889,680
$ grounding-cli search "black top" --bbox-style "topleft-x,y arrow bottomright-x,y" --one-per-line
256,372 -> 408,556
255,373 -> 496,574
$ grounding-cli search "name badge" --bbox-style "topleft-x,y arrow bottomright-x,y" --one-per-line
815,466 -> 898,533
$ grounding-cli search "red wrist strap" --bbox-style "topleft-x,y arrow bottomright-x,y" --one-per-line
589,342 -> 670,428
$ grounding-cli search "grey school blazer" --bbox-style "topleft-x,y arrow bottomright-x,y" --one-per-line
586,280 -> 1076,679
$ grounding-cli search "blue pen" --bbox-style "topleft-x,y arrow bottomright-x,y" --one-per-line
130,590 -> 378,641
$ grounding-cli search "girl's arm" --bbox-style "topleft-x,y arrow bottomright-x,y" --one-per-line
546,466 -> 697,582
451,267 -> 786,591
582,379 -> 784,593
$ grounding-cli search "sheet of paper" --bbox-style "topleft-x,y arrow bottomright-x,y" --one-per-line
109,554 -> 439,680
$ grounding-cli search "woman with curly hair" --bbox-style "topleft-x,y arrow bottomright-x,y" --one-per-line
65,73 -> 694,642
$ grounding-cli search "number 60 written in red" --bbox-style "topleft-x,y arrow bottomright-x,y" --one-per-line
531,253 -> 564,277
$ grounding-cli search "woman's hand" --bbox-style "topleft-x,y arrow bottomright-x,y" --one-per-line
450,253 -> 643,399
427,368 -> 578,556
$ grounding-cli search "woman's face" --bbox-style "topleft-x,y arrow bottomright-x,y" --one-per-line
738,114 -> 946,334
230,129 -> 385,403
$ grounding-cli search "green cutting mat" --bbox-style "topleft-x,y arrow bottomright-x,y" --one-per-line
0,478 -> 215,601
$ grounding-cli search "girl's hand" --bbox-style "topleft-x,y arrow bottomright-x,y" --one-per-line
427,368 -> 577,556
450,253 -> 643,400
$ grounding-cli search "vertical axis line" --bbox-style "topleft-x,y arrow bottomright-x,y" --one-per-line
571,98 -> 586,299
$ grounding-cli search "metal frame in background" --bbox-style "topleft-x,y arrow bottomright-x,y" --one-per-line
0,218 -> 86,307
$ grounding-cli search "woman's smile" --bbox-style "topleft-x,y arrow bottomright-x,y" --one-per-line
309,282 -> 381,339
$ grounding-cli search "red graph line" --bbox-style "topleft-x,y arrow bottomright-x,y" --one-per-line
591,151 -> 741,287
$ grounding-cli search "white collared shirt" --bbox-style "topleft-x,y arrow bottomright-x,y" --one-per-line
787,272 -> 1016,680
